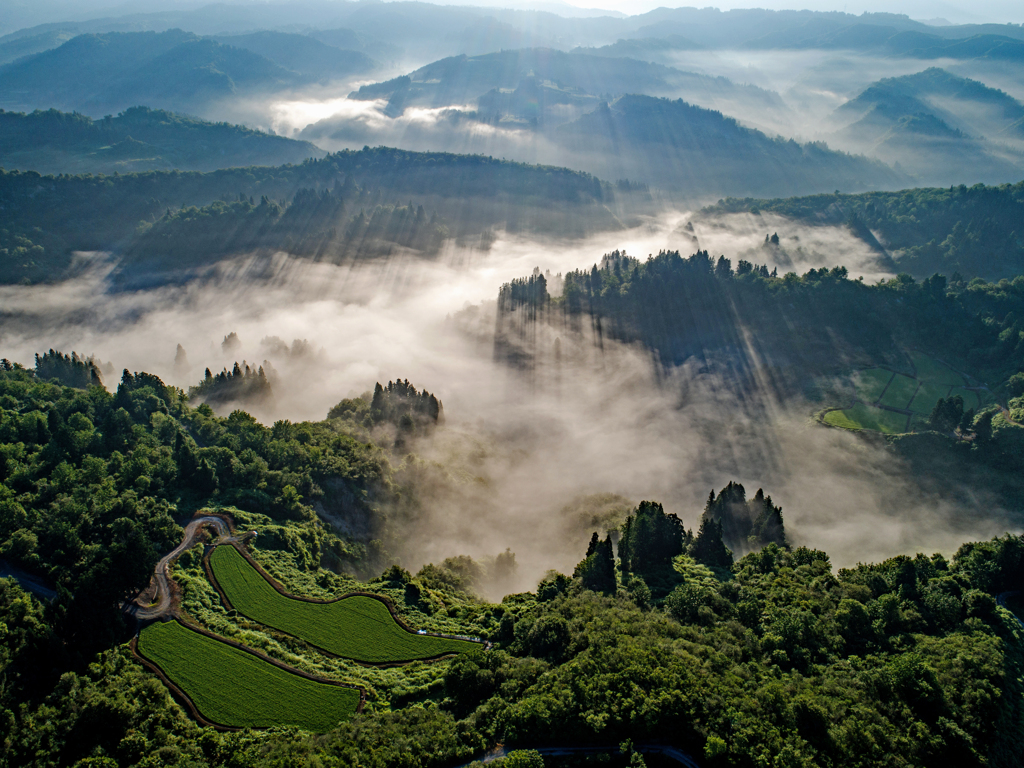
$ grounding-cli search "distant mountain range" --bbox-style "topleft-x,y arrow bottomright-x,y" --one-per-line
0,29 -> 379,117
0,106 -> 325,174
6,5 -> 1023,65
348,48 -> 787,126
827,68 -> 1024,185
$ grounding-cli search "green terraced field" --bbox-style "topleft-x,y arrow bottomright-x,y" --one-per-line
879,374 -> 919,410
853,368 -> 893,404
210,546 -> 478,663
137,620 -> 359,731
911,352 -> 965,386
824,404 -> 909,434
909,382 -> 954,415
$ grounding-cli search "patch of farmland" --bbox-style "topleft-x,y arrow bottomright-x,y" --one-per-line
911,352 -> 965,386
879,374 -> 919,410
949,386 -> 982,411
210,546 -> 479,663
909,382 -> 954,415
853,368 -> 893,404
136,620 -> 360,731
824,404 -> 909,434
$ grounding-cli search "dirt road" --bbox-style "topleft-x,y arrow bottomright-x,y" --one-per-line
129,515 -> 246,620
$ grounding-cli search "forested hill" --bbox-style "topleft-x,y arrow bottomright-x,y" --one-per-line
4,358 -> 1024,765
0,107 -> 325,175
705,182 -> 1024,280
497,253 -> 1024,513
553,95 -> 907,197
0,30 -> 304,116
0,147 -> 614,284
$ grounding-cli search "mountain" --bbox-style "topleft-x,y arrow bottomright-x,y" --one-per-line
570,36 -> 704,65
0,30 -> 304,116
305,27 -> 403,64
210,32 -> 378,81
551,95 -> 906,198
348,48 -> 786,123
0,27 -> 77,64
0,106 -> 326,175
0,146 -> 621,285
745,22 -> 1024,61
828,68 -> 1024,185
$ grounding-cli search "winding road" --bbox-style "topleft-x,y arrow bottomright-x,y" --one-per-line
130,516 -> 249,620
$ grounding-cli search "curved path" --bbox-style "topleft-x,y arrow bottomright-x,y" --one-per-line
130,516 -> 249,621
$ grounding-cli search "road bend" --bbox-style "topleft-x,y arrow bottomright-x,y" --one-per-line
129,515 -> 245,621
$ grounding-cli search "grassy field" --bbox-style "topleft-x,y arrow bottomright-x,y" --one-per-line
909,382 -> 953,415
853,368 -> 893,404
879,374 -> 919,410
950,386 -> 983,411
137,620 -> 360,731
911,352 -> 965,386
210,546 -> 479,663
823,404 -> 909,434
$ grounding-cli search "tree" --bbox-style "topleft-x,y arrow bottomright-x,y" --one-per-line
929,395 -> 964,433
691,516 -> 732,569
574,534 -> 616,594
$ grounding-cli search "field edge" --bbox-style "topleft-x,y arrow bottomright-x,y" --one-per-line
204,542 -> 484,666
131,618 -> 366,731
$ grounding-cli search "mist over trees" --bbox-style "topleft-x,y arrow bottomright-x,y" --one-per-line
5,0 -> 1024,764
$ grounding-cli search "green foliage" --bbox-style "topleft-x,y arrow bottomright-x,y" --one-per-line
137,620 -> 360,730
34,349 -> 103,389
619,500 -> 690,597
0,106 -> 324,175
0,145 -> 609,284
708,182 -> 1024,280
701,482 -> 788,556
573,533 -> 616,595
190,362 -> 273,407
210,545 -> 477,662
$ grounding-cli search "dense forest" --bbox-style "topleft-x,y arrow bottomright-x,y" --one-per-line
706,182 -> 1024,280
0,146 -> 612,284
0,107 -> 325,174
3,356 -> 1024,766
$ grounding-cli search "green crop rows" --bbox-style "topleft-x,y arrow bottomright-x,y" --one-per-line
137,620 -> 360,731
210,546 -> 479,663
824,403 -> 909,434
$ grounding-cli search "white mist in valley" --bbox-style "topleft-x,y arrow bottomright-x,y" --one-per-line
0,213 -> 1012,595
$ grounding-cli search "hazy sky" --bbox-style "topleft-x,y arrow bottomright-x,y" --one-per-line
562,0 -> 1024,24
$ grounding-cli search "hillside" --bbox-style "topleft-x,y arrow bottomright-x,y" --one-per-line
210,31 -> 378,80
0,30 -> 303,116
348,48 -> 786,122
0,106 -> 325,174
828,68 -> 1024,185
552,95 -> 906,197
705,182 -> 1024,280
0,146 -> 617,284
